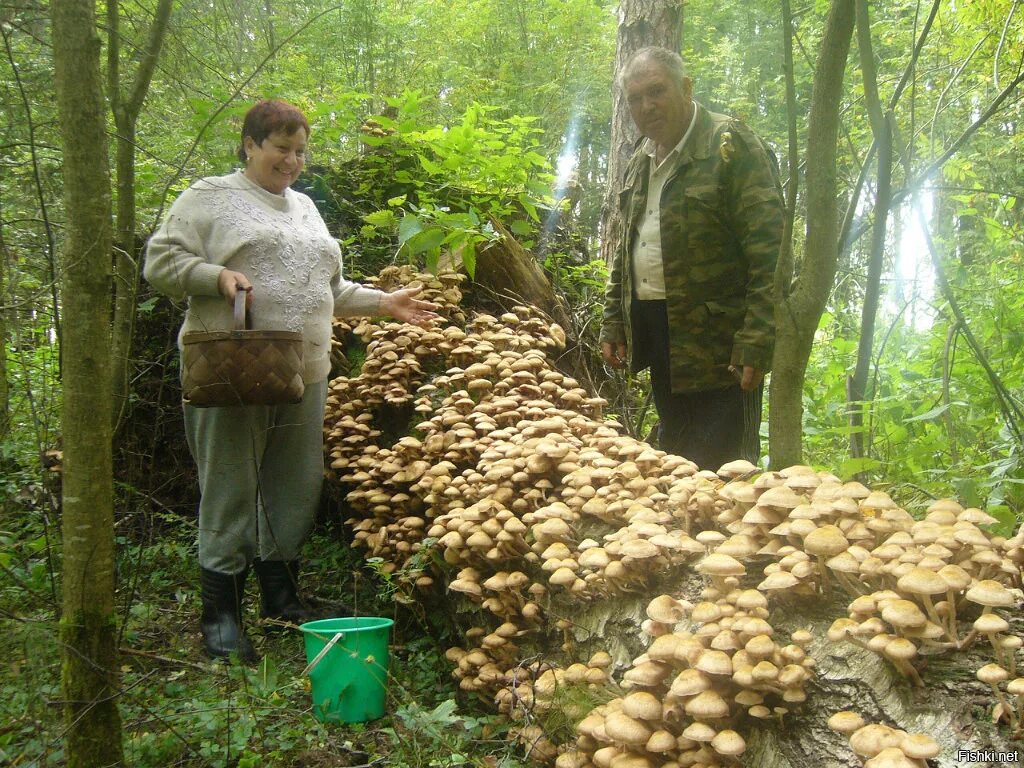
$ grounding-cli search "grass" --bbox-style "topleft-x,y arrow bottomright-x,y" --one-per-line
0,476 -> 530,768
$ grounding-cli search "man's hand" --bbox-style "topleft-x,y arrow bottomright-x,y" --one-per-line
730,365 -> 764,391
217,269 -> 253,309
601,341 -> 628,369
380,286 -> 440,328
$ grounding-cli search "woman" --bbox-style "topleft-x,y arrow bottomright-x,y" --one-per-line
144,99 -> 437,661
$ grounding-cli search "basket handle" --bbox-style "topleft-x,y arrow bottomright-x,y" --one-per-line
232,289 -> 252,331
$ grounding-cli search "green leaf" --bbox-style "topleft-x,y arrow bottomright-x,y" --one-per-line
398,215 -> 424,245
362,210 -> 397,229
904,402 -> 965,422
417,154 -> 442,174
137,296 -> 160,313
402,227 -> 446,256
387,195 -> 408,207
837,456 -> 883,480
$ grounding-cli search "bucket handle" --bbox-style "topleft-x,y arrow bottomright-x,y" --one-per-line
302,631 -> 345,676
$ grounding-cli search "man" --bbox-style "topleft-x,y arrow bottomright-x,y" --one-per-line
600,46 -> 783,470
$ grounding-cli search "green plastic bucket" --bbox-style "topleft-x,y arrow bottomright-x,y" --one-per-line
299,617 -> 394,723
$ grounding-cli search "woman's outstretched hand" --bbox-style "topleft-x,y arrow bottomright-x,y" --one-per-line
380,286 -> 440,328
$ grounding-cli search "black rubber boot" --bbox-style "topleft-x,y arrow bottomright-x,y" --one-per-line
200,567 -> 259,663
253,560 -> 317,626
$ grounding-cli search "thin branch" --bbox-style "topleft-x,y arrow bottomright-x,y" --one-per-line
994,0 -> 1019,90
915,203 -> 1024,448
942,320 -> 959,464
929,32 -> 991,152
900,67 -> 1024,205
838,0 -> 941,253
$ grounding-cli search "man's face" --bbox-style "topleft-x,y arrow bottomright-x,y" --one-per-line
624,61 -> 693,151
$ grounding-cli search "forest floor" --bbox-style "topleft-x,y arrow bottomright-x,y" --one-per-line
0,485 -> 528,768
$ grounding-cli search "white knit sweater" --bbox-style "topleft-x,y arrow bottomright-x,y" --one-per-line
144,170 -> 383,383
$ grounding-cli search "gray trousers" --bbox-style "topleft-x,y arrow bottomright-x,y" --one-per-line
184,379 -> 328,574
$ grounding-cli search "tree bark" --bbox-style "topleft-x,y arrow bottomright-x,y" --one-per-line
598,0 -> 683,269
0,184 -> 9,441
768,0 -> 855,469
51,0 -> 122,765
774,0 -> 799,302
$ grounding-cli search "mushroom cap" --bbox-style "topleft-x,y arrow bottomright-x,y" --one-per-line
603,711 -> 652,746
681,721 -> 718,742
883,637 -> 918,662
646,594 -> 685,623
974,612 -> 1010,634
965,579 -> 1015,608
669,668 -> 713,697
896,566 -> 949,596
758,485 -> 806,509
827,710 -> 866,735
645,729 -> 678,754
694,649 -> 733,676
621,691 -> 663,721
899,733 -> 940,759
977,663 -> 1009,684
880,599 -> 927,629
849,724 -> 905,758
758,571 -> 800,591
684,689 -> 730,719
863,747 -> 924,768
803,525 -> 849,557
696,553 -> 746,577
710,729 -> 746,757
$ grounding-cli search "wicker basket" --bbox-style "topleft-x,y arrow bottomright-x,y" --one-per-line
181,291 -> 304,407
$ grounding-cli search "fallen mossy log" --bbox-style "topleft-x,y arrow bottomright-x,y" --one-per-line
324,265 -> 1023,767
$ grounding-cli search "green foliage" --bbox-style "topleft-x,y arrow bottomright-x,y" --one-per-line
348,95 -> 555,276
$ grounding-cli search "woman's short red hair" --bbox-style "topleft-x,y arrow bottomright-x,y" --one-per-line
237,99 -> 310,161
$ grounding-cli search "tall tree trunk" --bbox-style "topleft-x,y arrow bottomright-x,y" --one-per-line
768,0 -> 855,469
847,0 -> 893,461
0,190 -> 9,441
51,0 -> 122,765
108,0 -> 174,433
774,0 -> 800,302
599,0 -> 683,268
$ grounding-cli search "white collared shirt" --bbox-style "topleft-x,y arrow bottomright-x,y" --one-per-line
631,104 -> 699,300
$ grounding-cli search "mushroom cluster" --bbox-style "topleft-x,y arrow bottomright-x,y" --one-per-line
324,266 -> 1023,764
550,590 -> 814,768
828,712 -> 940,767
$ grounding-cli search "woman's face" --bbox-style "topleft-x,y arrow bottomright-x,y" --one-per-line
244,127 -> 307,194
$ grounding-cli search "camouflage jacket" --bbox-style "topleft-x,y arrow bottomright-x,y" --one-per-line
601,103 -> 783,393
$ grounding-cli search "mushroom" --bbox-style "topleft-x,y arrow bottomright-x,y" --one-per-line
977,663 -> 1016,729
803,524 -> 849,594
896,567 -> 954,642
827,710 -> 866,736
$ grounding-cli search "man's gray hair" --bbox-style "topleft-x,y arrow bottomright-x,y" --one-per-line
618,46 -> 688,91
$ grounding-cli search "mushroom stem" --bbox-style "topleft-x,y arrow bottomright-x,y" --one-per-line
960,607 -> 994,651
833,569 -> 864,598
986,632 -> 1007,669
893,658 -> 925,688
815,556 -> 831,596
987,683 -> 1019,731
921,595 -> 954,643
944,588 -> 961,644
